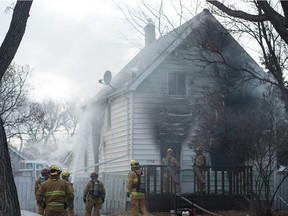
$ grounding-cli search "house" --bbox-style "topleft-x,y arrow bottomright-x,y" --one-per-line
77,9 -> 265,193
9,145 -> 27,175
9,146 -> 51,178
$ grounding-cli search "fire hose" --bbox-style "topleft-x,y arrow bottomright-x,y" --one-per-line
176,193 -> 223,216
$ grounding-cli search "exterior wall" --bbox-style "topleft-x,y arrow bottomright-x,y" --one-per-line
9,147 -> 25,174
132,48 -> 220,169
96,45 -> 221,174
99,95 -> 131,174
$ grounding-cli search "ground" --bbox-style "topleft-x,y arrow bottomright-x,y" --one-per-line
107,209 -> 288,216
21,209 -> 288,216
21,210 -> 40,216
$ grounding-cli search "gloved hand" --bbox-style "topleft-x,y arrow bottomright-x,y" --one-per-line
40,203 -> 46,209
102,198 -> 105,203
126,192 -> 130,198
64,202 -> 69,209
83,198 -> 87,204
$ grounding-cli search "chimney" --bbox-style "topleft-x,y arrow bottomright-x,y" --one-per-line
144,18 -> 156,46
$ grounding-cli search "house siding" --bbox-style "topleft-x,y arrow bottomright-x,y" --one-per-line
99,95 -> 131,174
131,47 -> 220,168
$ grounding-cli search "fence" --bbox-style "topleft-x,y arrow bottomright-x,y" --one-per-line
15,173 -> 127,216
273,171 -> 288,210
15,170 -> 288,214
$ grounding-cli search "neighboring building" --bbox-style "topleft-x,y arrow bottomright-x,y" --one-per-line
9,146 -> 51,178
76,9 -> 265,187
9,145 -> 27,175
17,160 -> 51,178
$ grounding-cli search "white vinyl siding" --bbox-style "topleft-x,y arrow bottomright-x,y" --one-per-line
99,96 -> 131,174
97,45 -> 220,174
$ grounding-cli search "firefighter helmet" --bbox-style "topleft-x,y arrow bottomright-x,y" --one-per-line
194,146 -> 202,152
167,148 -> 173,154
90,172 -> 98,178
61,171 -> 70,178
41,168 -> 49,177
130,159 -> 140,168
49,165 -> 62,176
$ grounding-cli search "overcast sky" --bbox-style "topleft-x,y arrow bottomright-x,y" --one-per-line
0,0 -> 260,103
0,0 -> 139,102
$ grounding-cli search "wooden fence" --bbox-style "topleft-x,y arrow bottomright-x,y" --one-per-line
15,173 -> 127,216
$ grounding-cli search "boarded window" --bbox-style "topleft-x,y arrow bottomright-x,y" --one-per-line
168,73 -> 187,96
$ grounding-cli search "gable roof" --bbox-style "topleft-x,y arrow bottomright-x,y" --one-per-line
92,9 -> 265,103
9,145 -> 27,160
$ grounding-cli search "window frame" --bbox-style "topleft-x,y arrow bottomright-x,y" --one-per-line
167,72 -> 188,96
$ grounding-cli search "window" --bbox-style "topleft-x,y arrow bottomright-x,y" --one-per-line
26,163 -> 33,169
168,73 -> 187,96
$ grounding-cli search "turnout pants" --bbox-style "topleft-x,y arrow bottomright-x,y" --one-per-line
131,194 -> 147,216
85,198 -> 103,216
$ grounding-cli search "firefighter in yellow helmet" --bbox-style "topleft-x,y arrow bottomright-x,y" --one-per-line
61,171 -> 74,216
35,168 -> 50,215
83,171 -> 106,216
36,165 -> 74,216
161,148 -> 180,193
127,159 -> 147,216
193,146 -> 206,192
61,171 -> 74,190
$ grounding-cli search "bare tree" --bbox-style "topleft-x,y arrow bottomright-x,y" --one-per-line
12,102 -> 45,153
18,100 -> 78,162
206,0 -> 288,114
0,63 -> 32,139
206,0 -> 288,45
115,0 -> 205,49
192,85 -> 288,216
0,1 -> 33,215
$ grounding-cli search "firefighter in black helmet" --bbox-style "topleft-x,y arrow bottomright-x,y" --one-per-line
83,172 -> 106,216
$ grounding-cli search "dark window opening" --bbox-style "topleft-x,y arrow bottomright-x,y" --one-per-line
168,73 -> 187,96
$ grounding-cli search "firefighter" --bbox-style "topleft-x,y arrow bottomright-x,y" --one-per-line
127,159 -> 147,216
35,167 -> 50,215
61,171 -> 74,216
36,165 -> 74,216
83,172 -> 106,216
161,148 -> 180,192
193,146 -> 206,192
61,171 -> 74,190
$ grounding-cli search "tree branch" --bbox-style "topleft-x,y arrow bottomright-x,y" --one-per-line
206,0 -> 269,22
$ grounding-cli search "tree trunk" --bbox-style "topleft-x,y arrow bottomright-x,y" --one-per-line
0,1 -> 33,216
0,117 -> 20,215
0,1 -> 33,80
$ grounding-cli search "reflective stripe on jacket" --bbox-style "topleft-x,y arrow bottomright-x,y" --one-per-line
36,175 -> 74,208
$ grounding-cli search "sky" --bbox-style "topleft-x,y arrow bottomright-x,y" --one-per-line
0,0 -> 259,103
0,0 -> 138,102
